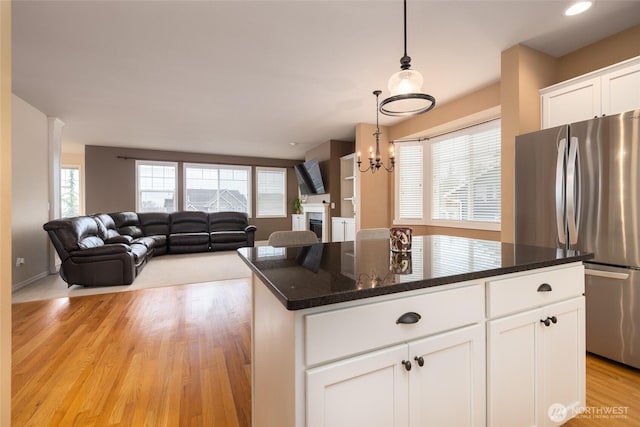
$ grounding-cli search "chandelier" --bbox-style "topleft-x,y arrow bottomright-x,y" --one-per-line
357,90 -> 395,174
379,0 -> 436,117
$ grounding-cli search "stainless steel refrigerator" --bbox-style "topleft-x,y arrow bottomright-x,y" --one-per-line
515,108 -> 640,369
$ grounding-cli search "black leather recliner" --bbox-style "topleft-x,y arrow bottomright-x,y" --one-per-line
43,216 -> 139,287
209,211 -> 257,251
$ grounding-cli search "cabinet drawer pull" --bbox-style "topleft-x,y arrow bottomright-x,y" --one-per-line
401,360 -> 412,371
396,312 -> 422,324
541,318 -> 551,327
414,356 -> 424,367
549,315 -> 558,324
537,283 -> 552,292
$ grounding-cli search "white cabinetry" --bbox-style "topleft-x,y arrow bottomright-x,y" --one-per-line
487,265 -> 585,427
541,77 -> 600,128
292,214 -> 305,231
541,56 -> 640,128
307,325 -> 483,427
331,217 -> 355,242
306,284 -> 485,427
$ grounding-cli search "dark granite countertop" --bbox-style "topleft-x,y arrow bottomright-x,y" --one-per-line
237,235 -> 593,310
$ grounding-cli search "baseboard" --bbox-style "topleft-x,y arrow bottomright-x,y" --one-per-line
12,271 -> 50,293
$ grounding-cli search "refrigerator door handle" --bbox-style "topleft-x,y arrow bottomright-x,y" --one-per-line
567,136 -> 579,245
556,138 -> 567,245
585,269 -> 630,280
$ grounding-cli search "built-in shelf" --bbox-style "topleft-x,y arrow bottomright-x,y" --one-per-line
340,154 -> 356,219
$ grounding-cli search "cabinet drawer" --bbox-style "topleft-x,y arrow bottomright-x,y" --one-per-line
487,264 -> 584,319
305,284 -> 483,366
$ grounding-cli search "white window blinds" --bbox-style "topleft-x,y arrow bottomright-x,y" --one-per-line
430,120 -> 501,224
256,167 -> 287,217
397,143 -> 424,221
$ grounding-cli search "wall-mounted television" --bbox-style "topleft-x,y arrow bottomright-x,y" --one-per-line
294,159 -> 326,195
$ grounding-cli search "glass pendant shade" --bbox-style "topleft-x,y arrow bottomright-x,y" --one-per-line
388,68 -> 424,95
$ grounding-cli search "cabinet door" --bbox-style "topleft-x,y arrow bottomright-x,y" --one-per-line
602,61 -> 640,116
408,325 -> 485,427
541,77 -> 601,128
292,214 -> 305,231
539,297 -> 585,427
487,309 -> 540,427
344,219 -> 355,242
331,218 -> 345,242
306,344 -> 409,427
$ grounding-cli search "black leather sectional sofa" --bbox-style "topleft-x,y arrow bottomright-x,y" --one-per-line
43,211 -> 256,287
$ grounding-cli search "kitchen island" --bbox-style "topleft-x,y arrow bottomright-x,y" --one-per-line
238,235 -> 593,427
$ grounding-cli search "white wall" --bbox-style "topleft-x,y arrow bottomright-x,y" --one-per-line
11,94 -> 49,290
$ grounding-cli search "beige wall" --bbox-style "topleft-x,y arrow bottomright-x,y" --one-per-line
500,45 -> 557,243
556,25 -> 640,83
385,83 -> 502,241
303,140 -> 353,215
355,123 -> 392,230
0,1 -> 11,423
11,95 -> 50,290
85,145 -> 302,241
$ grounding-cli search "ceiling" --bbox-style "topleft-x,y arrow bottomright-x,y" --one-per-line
12,0 -> 640,160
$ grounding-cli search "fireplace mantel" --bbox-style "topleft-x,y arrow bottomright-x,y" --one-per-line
301,203 -> 331,242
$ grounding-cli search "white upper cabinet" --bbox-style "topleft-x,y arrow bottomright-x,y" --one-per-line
541,56 -> 640,128
541,77 -> 601,128
602,60 -> 640,116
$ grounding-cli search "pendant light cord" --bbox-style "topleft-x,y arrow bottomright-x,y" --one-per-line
403,0 -> 407,58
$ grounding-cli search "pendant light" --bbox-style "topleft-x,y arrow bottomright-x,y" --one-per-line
357,90 -> 395,174
379,0 -> 436,117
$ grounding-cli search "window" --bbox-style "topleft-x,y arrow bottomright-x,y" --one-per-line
395,142 -> 424,222
256,167 -> 287,218
136,161 -> 177,212
61,167 -> 81,217
184,163 -> 251,214
395,118 -> 501,230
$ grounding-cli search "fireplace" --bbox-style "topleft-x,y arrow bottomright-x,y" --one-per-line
309,219 -> 322,239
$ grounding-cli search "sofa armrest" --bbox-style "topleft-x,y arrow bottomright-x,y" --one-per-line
70,244 -> 131,257
245,225 -> 257,233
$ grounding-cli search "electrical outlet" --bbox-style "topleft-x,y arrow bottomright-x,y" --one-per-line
16,257 -> 25,267
331,202 -> 335,209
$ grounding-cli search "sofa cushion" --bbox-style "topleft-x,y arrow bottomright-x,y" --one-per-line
170,211 -> 208,234
169,233 -> 210,246
110,211 -> 144,238
129,242 -> 149,264
208,211 -> 249,231
93,213 -> 133,244
138,212 -> 170,236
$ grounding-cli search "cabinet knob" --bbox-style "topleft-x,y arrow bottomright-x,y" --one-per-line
396,312 -> 422,324
550,315 -> 558,324
541,318 -> 551,327
537,283 -> 552,292
414,356 -> 424,367
401,360 -> 412,371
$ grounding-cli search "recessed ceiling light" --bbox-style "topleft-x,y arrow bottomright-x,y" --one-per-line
565,1 -> 593,16
289,142 -> 298,146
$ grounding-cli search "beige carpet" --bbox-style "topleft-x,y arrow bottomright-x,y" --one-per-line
12,251 -> 252,304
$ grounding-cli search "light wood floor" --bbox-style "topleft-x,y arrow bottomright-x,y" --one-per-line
12,279 -> 252,427
12,278 -> 640,426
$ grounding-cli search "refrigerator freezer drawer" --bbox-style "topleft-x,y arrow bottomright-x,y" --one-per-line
585,263 -> 640,369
